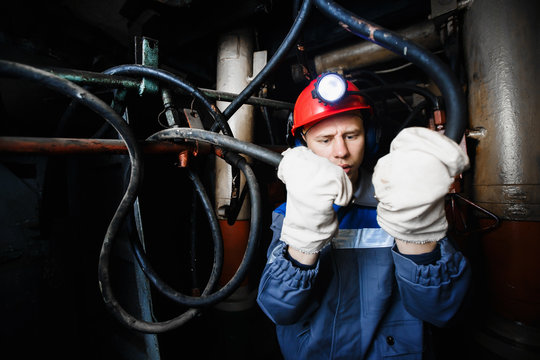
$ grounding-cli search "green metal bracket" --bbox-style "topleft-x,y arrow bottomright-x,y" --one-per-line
136,37 -> 160,96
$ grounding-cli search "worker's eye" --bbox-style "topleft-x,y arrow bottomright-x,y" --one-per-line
345,131 -> 362,141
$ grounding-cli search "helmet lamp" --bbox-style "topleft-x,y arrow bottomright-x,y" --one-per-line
313,72 -> 348,104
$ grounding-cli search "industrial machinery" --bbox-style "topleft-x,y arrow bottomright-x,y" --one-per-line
0,0 -> 538,359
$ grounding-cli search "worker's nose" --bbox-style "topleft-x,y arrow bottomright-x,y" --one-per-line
333,137 -> 349,158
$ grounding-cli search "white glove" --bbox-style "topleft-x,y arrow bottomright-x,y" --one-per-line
372,127 -> 469,243
278,147 -> 353,254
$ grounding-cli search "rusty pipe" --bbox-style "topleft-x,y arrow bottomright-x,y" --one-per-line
0,136 -> 194,155
314,20 -> 442,73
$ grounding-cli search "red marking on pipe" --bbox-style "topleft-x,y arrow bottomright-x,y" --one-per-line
218,219 -> 250,287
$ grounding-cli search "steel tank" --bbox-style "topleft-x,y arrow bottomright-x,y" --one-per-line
463,0 -> 540,355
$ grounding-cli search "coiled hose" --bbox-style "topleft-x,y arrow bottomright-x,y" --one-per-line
0,60 -> 276,333
128,168 -> 222,327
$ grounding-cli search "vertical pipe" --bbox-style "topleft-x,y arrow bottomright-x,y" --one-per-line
215,28 -> 254,222
464,0 -> 540,327
214,28 -> 256,311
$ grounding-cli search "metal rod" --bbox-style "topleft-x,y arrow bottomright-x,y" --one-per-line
0,136 -> 193,155
46,67 -> 293,110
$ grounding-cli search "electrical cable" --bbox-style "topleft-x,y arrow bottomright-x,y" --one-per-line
313,0 -> 466,143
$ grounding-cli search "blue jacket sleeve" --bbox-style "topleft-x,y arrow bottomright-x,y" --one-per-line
256,210 -> 319,325
391,238 -> 471,327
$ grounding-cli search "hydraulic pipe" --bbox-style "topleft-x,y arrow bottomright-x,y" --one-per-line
313,0 -> 466,143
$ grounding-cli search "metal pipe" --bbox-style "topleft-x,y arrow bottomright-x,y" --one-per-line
48,67 -> 142,89
0,137 -> 192,155
314,20 -> 442,73
464,0 -> 540,221
147,127 -> 283,168
464,0 -> 540,331
201,88 -> 293,110
46,68 -> 293,109
0,136 -> 285,160
215,28 -> 254,223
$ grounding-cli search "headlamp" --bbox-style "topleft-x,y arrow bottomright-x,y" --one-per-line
312,72 -> 348,104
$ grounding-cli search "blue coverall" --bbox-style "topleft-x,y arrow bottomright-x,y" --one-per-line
257,169 -> 471,359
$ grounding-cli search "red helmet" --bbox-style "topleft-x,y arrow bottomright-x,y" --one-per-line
291,76 -> 370,136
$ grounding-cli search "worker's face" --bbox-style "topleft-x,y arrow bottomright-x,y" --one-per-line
303,113 -> 365,185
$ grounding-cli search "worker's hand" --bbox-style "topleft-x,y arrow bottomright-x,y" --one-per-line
372,127 -> 469,243
278,146 -> 353,254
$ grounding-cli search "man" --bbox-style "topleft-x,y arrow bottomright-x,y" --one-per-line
257,74 -> 471,359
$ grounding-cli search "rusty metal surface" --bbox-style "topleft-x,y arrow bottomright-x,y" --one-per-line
464,0 -> 540,220
0,137 -> 193,155
314,20 -> 442,73
479,220 -> 540,325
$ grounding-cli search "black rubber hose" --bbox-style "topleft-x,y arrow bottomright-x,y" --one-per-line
147,127 -> 283,168
104,64 -> 243,226
0,60 -> 170,331
129,168 -> 225,307
313,0 -> 466,143
103,65 -> 233,137
0,60 -> 219,332
217,0 -> 313,123
0,60 -> 269,332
